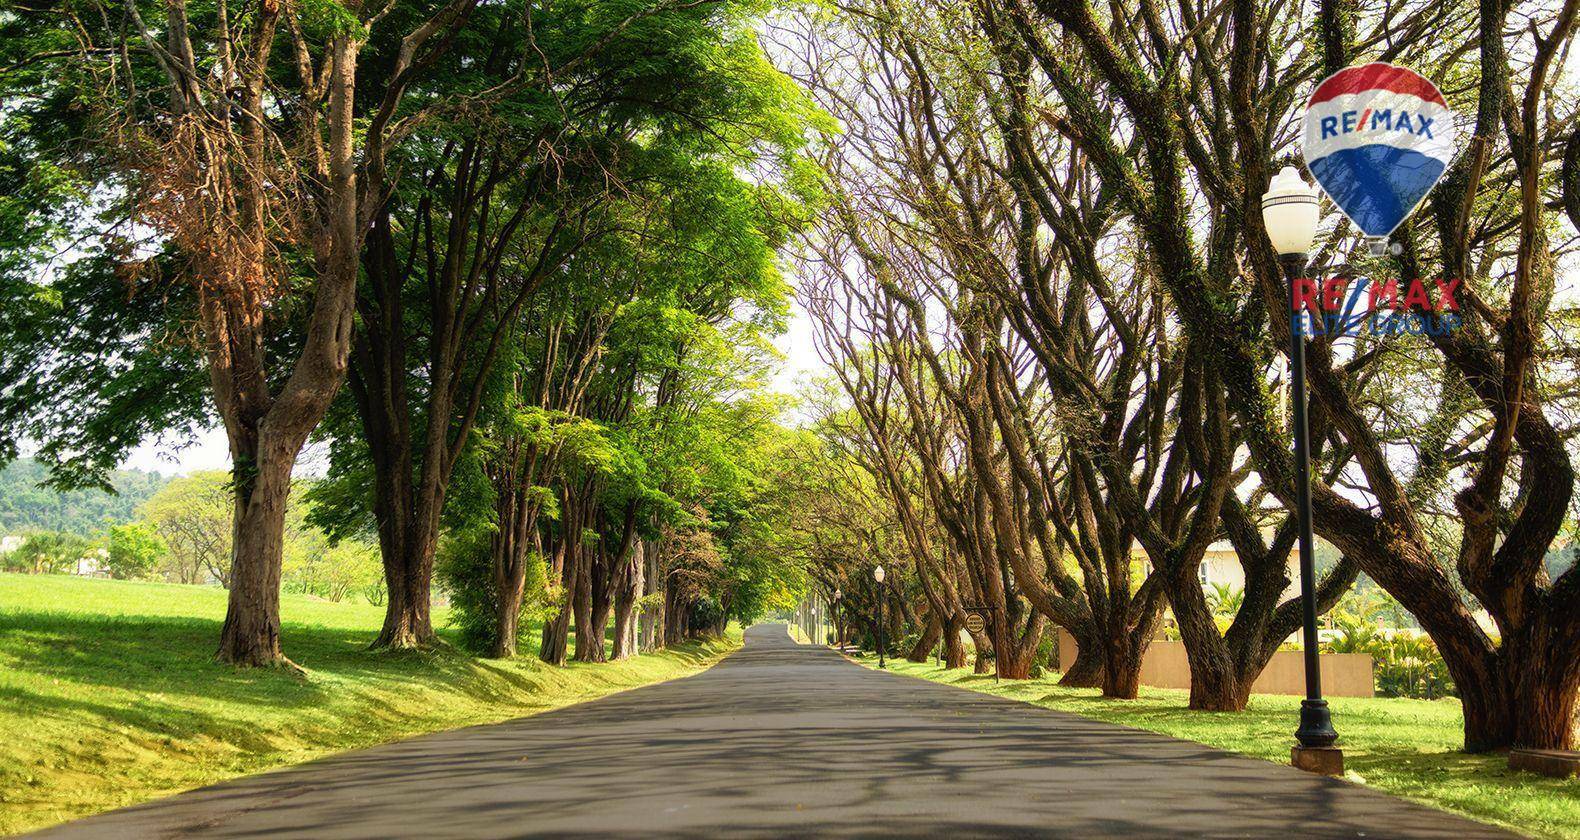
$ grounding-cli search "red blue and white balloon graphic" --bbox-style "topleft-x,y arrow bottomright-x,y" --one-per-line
1302,63 -> 1456,241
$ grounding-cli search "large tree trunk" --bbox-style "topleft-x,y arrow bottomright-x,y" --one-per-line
637,538 -> 662,652
610,600 -> 637,659
1451,626 -> 1580,751
1181,642 -> 1242,711
663,581 -> 691,646
941,615 -> 968,668
354,213 -> 439,653
492,538 -> 526,657
967,625 -> 993,674
217,439 -> 295,666
538,530 -> 570,665
906,615 -> 942,662
997,644 -> 1035,679
540,607 -> 570,666
992,613 -> 1046,680
376,531 -> 437,649
588,562 -> 615,657
212,33 -> 358,665
1100,631 -> 1146,699
1167,569 -> 1244,711
1058,626 -> 1106,688
488,467 -> 541,659
202,25 -> 360,668
571,546 -> 601,662
610,542 -> 643,660
494,590 -> 522,659
1506,664 -> 1579,751
568,488 -> 617,663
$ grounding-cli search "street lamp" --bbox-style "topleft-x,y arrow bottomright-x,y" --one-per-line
873,565 -> 887,669
1262,166 -> 1341,775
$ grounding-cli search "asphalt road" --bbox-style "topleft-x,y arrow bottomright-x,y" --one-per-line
30,623 -> 1516,839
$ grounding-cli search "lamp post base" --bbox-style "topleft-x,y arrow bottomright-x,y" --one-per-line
1295,697 -> 1338,747
1292,745 -> 1345,776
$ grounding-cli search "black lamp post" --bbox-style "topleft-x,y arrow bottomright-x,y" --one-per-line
873,565 -> 887,669
1262,166 -> 1341,775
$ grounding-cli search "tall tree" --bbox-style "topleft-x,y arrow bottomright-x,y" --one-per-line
1022,0 -> 1580,746
1,0 -> 490,664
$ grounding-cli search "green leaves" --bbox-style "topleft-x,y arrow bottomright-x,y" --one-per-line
102,521 -> 169,580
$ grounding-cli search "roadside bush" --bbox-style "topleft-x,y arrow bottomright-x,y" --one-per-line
1323,621 -> 1456,699
688,595 -> 726,635
437,526 -> 551,654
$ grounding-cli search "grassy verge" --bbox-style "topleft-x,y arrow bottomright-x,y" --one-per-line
0,573 -> 740,836
854,654 -> 1578,839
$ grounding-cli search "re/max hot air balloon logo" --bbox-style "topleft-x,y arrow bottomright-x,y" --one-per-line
1295,62 -> 1462,337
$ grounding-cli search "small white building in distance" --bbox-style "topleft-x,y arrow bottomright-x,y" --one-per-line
75,547 -> 108,577
1131,535 -> 1312,602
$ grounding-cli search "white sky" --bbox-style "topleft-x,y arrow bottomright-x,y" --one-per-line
119,428 -> 232,476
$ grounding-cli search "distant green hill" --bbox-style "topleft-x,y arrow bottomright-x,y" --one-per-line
0,459 -> 171,536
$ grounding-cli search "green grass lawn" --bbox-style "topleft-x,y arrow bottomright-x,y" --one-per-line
855,656 -> 1578,839
0,573 -> 739,836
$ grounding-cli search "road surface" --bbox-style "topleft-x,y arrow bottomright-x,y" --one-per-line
30,623 -> 1515,838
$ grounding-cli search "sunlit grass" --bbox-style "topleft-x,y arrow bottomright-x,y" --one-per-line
858,655 -> 1578,839
0,573 -> 739,836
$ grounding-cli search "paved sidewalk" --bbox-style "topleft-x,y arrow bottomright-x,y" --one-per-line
30,623 -> 1516,838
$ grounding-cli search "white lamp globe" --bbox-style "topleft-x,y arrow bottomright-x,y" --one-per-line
872,565 -> 885,584
1261,166 -> 1320,256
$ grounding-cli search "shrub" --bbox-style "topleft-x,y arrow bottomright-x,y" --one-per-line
1322,622 -> 1456,699
436,527 -> 551,654
1374,635 -> 1455,699
9,531 -> 90,574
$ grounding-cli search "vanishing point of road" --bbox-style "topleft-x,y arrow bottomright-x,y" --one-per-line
31,624 -> 1515,839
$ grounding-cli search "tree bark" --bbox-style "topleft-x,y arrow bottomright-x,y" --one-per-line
941,615 -> 968,668
906,614 -> 942,662
967,625 -> 993,674
1058,626 -> 1106,688
218,442 -> 294,666
1099,630 -> 1145,699
663,581 -> 691,646
1454,624 -> 1580,751
637,538 -> 662,652
493,590 -> 522,659
610,541 -> 643,659
571,543 -> 600,662
539,525 -> 570,665
540,607 -> 570,666
488,456 -> 542,658
376,537 -> 437,649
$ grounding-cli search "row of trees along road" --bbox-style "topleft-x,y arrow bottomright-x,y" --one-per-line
0,0 -> 819,664
774,0 -> 1580,752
